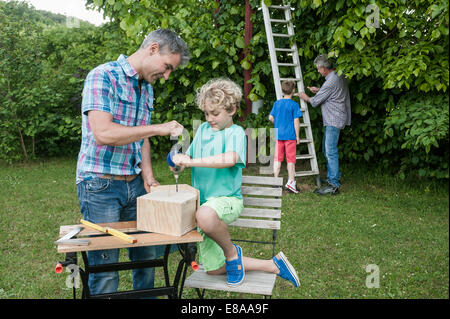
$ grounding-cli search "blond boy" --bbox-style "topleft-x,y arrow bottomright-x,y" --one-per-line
172,78 -> 300,287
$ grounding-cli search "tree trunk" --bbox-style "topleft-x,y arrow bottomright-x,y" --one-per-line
243,0 -> 253,119
15,118 -> 28,161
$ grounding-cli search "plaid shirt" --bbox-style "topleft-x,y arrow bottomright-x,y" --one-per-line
309,71 -> 351,129
76,54 -> 154,183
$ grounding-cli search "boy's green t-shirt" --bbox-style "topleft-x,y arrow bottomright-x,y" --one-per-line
187,122 -> 247,204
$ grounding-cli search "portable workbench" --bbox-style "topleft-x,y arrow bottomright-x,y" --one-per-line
56,221 -> 202,299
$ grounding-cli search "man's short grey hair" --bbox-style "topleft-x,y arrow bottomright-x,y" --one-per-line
314,54 -> 333,69
141,29 -> 190,67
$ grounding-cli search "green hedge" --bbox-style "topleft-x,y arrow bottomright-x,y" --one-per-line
1,0 -> 448,179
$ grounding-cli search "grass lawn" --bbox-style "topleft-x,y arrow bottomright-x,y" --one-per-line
0,157 -> 448,299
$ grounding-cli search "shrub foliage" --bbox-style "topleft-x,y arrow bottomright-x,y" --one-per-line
0,0 -> 448,179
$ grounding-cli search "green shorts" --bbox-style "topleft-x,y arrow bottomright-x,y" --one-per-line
197,196 -> 244,272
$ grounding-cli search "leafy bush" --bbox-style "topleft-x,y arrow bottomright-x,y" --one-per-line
1,0 -> 448,180
0,1 -> 117,162
0,3 -> 46,162
384,94 -> 449,178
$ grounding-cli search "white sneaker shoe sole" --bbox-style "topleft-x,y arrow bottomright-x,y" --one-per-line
278,251 -> 300,287
285,183 -> 299,193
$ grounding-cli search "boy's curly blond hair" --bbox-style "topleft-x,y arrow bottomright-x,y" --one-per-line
196,78 -> 242,114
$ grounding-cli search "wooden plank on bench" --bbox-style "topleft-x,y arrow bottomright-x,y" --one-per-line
240,207 -> 281,219
241,186 -> 282,197
229,218 -> 281,230
243,197 -> 282,208
242,176 -> 283,186
184,265 -> 276,296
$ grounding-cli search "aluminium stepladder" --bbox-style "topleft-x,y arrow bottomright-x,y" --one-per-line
261,0 -> 321,187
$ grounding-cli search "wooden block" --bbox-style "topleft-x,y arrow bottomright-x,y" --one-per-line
137,184 -> 199,236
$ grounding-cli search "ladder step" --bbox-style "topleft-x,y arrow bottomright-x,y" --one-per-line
272,33 -> 292,38
295,170 -> 319,177
269,5 -> 290,9
270,19 -> 289,23
280,77 -> 302,82
299,123 -> 309,127
275,48 -> 295,52
277,62 -> 298,67
296,154 -> 314,160
299,139 -> 313,143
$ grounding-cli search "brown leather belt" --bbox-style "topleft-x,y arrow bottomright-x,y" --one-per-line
99,174 -> 139,182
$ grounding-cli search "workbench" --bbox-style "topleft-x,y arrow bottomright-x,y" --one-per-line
56,221 -> 202,299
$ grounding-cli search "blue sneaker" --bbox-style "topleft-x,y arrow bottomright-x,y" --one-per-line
273,251 -> 300,287
225,244 -> 245,287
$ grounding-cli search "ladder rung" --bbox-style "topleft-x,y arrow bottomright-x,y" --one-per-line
300,123 -> 309,127
272,33 -> 292,38
299,139 -> 313,143
275,48 -> 295,52
270,19 -> 289,23
269,5 -> 290,9
295,170 -> 319,177
296,154 -> 314,160
277,63 -> 298,67
280,77 -> 302,82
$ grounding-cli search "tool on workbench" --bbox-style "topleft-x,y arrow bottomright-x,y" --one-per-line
166,150 -> 182,192
80,219 -> 137,244
54,226 -> 90,246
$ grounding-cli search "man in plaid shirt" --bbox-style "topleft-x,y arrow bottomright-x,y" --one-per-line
297,54 -> 351,195
76,29 -> 190,296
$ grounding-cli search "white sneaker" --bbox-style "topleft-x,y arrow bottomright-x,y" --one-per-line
285,180 -> 299,194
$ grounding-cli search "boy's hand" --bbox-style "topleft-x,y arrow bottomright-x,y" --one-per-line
297,136 -> 301,145
172,153 -> 191,167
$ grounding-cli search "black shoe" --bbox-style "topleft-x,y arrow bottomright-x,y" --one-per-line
320,177 -> 342,186
314,184 -> 339,195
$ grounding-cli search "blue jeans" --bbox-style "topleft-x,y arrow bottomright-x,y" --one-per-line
322,126 -> 341,187
76,175 -> 169,296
